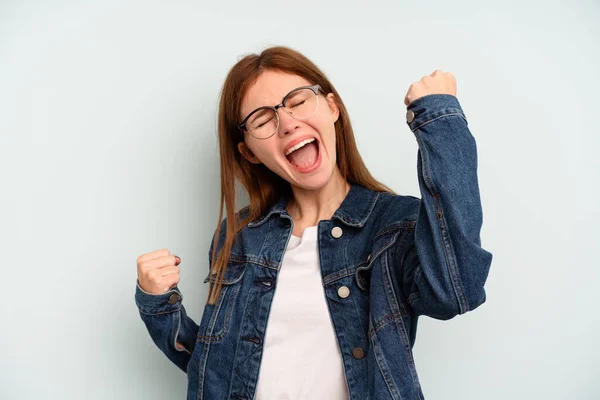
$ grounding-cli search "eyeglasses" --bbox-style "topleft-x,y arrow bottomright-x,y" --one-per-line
237,84 -> 322,140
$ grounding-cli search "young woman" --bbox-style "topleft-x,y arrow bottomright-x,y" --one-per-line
135,46 -> 493,400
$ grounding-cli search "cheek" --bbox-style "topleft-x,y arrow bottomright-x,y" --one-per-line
250,142 -> 280,164
311,116 -> 336,145
309,112 -> 333,133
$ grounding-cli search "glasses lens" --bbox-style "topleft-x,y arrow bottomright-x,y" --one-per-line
284,88 -> 318,119
247,108 -> 278,139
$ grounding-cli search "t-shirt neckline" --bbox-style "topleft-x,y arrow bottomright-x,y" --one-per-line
291,225 -> 318,240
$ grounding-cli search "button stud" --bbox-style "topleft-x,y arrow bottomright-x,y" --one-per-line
168,293 -> 181,304
352,347 -> 365,359
331,226 -> 343,238
406,109 -> 415,123
356,270 -> 370,290
337,286 -> 350,298
366,253 -> 372,262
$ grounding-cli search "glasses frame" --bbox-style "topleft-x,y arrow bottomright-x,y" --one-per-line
237,84 -> 323,140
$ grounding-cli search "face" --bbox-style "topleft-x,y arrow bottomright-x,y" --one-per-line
237,70 -> 340,191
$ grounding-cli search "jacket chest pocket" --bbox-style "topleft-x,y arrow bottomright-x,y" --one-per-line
198,259 -> 247,343
355,224 -> 412,291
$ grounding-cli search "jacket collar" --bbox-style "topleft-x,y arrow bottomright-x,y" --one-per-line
247,183 -> 380,228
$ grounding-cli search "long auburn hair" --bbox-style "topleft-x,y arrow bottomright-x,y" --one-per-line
207,45 -> 395,305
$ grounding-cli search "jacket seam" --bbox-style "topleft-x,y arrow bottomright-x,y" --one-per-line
138,307 -> 180,316
411,111 -> 466,132
414,123 -> 468,314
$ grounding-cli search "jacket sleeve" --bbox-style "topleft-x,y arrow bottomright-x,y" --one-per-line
134,281 -> 199,373
134,224 -> 223,373
400,93 -> 493,320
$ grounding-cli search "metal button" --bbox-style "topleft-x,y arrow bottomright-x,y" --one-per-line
337,286 -> 350,298
168,293 -> 181,304
406,109 -> 415,123
366,253 -> 372,262
352,347 -> 365,359
356,270 -> 370,290
331,226 -> 343,238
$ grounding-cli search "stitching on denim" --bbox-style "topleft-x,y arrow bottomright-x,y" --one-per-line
137,307 -> 180,316
434,197 -> 468,313
173,311 -> 191,355
197,286 -> 227,343
225,253 -> 278,269
376,247 -> 425,399
333,189 -> 380,227
373,220 -> 416,240
198,326 -> 212,399
322,263 -> 363,285
367,310 -> 409,338
197,282 -> 243,343
382,238 -> 410,317
231,338 -> 263,399
381,245 -> 423,395
388,302 -> 423,398
414,128 -> 465,314
369,332 -> 402,399
354,229 -> 404,288
411,112 -> 466,132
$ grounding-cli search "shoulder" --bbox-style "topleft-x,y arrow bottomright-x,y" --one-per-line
373,191 -> 421,226
209,205 -> 252,252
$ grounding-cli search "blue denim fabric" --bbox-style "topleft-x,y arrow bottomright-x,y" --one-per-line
135,94 -> 493,400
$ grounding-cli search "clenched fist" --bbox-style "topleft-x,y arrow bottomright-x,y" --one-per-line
137,249 -> 182,294
404,69 -> 457,106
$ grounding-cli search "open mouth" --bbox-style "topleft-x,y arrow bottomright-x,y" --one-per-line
284,137 -> 321,172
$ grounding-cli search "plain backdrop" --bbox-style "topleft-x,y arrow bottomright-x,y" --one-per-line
1,1 -> 598,399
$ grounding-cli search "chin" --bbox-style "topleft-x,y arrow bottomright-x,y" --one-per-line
288,166 -> 334,192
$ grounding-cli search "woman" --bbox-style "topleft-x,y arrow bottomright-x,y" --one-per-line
135,46 -> 493,400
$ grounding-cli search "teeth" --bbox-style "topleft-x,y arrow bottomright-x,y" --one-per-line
285,138 -> 316,156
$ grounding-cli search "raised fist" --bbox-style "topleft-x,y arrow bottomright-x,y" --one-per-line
137,249 -> 181,294
404,69 -> 457,106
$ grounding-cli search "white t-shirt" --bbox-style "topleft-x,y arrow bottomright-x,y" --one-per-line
255,225 -> 350,400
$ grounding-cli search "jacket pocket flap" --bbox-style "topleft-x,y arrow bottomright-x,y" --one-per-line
203,257 -> 247,285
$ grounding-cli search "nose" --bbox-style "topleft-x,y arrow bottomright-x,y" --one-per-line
276,107 -> 300,136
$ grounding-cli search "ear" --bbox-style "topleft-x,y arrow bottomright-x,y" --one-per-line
237,141 -> 262,164
326,93 -> 340,123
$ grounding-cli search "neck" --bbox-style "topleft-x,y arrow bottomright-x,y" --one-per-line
285,168 -> 350,226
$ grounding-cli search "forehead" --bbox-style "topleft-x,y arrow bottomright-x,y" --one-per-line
240,70 -> 312,119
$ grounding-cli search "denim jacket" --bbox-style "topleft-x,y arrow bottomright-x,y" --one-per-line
135,94 -> 493,400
